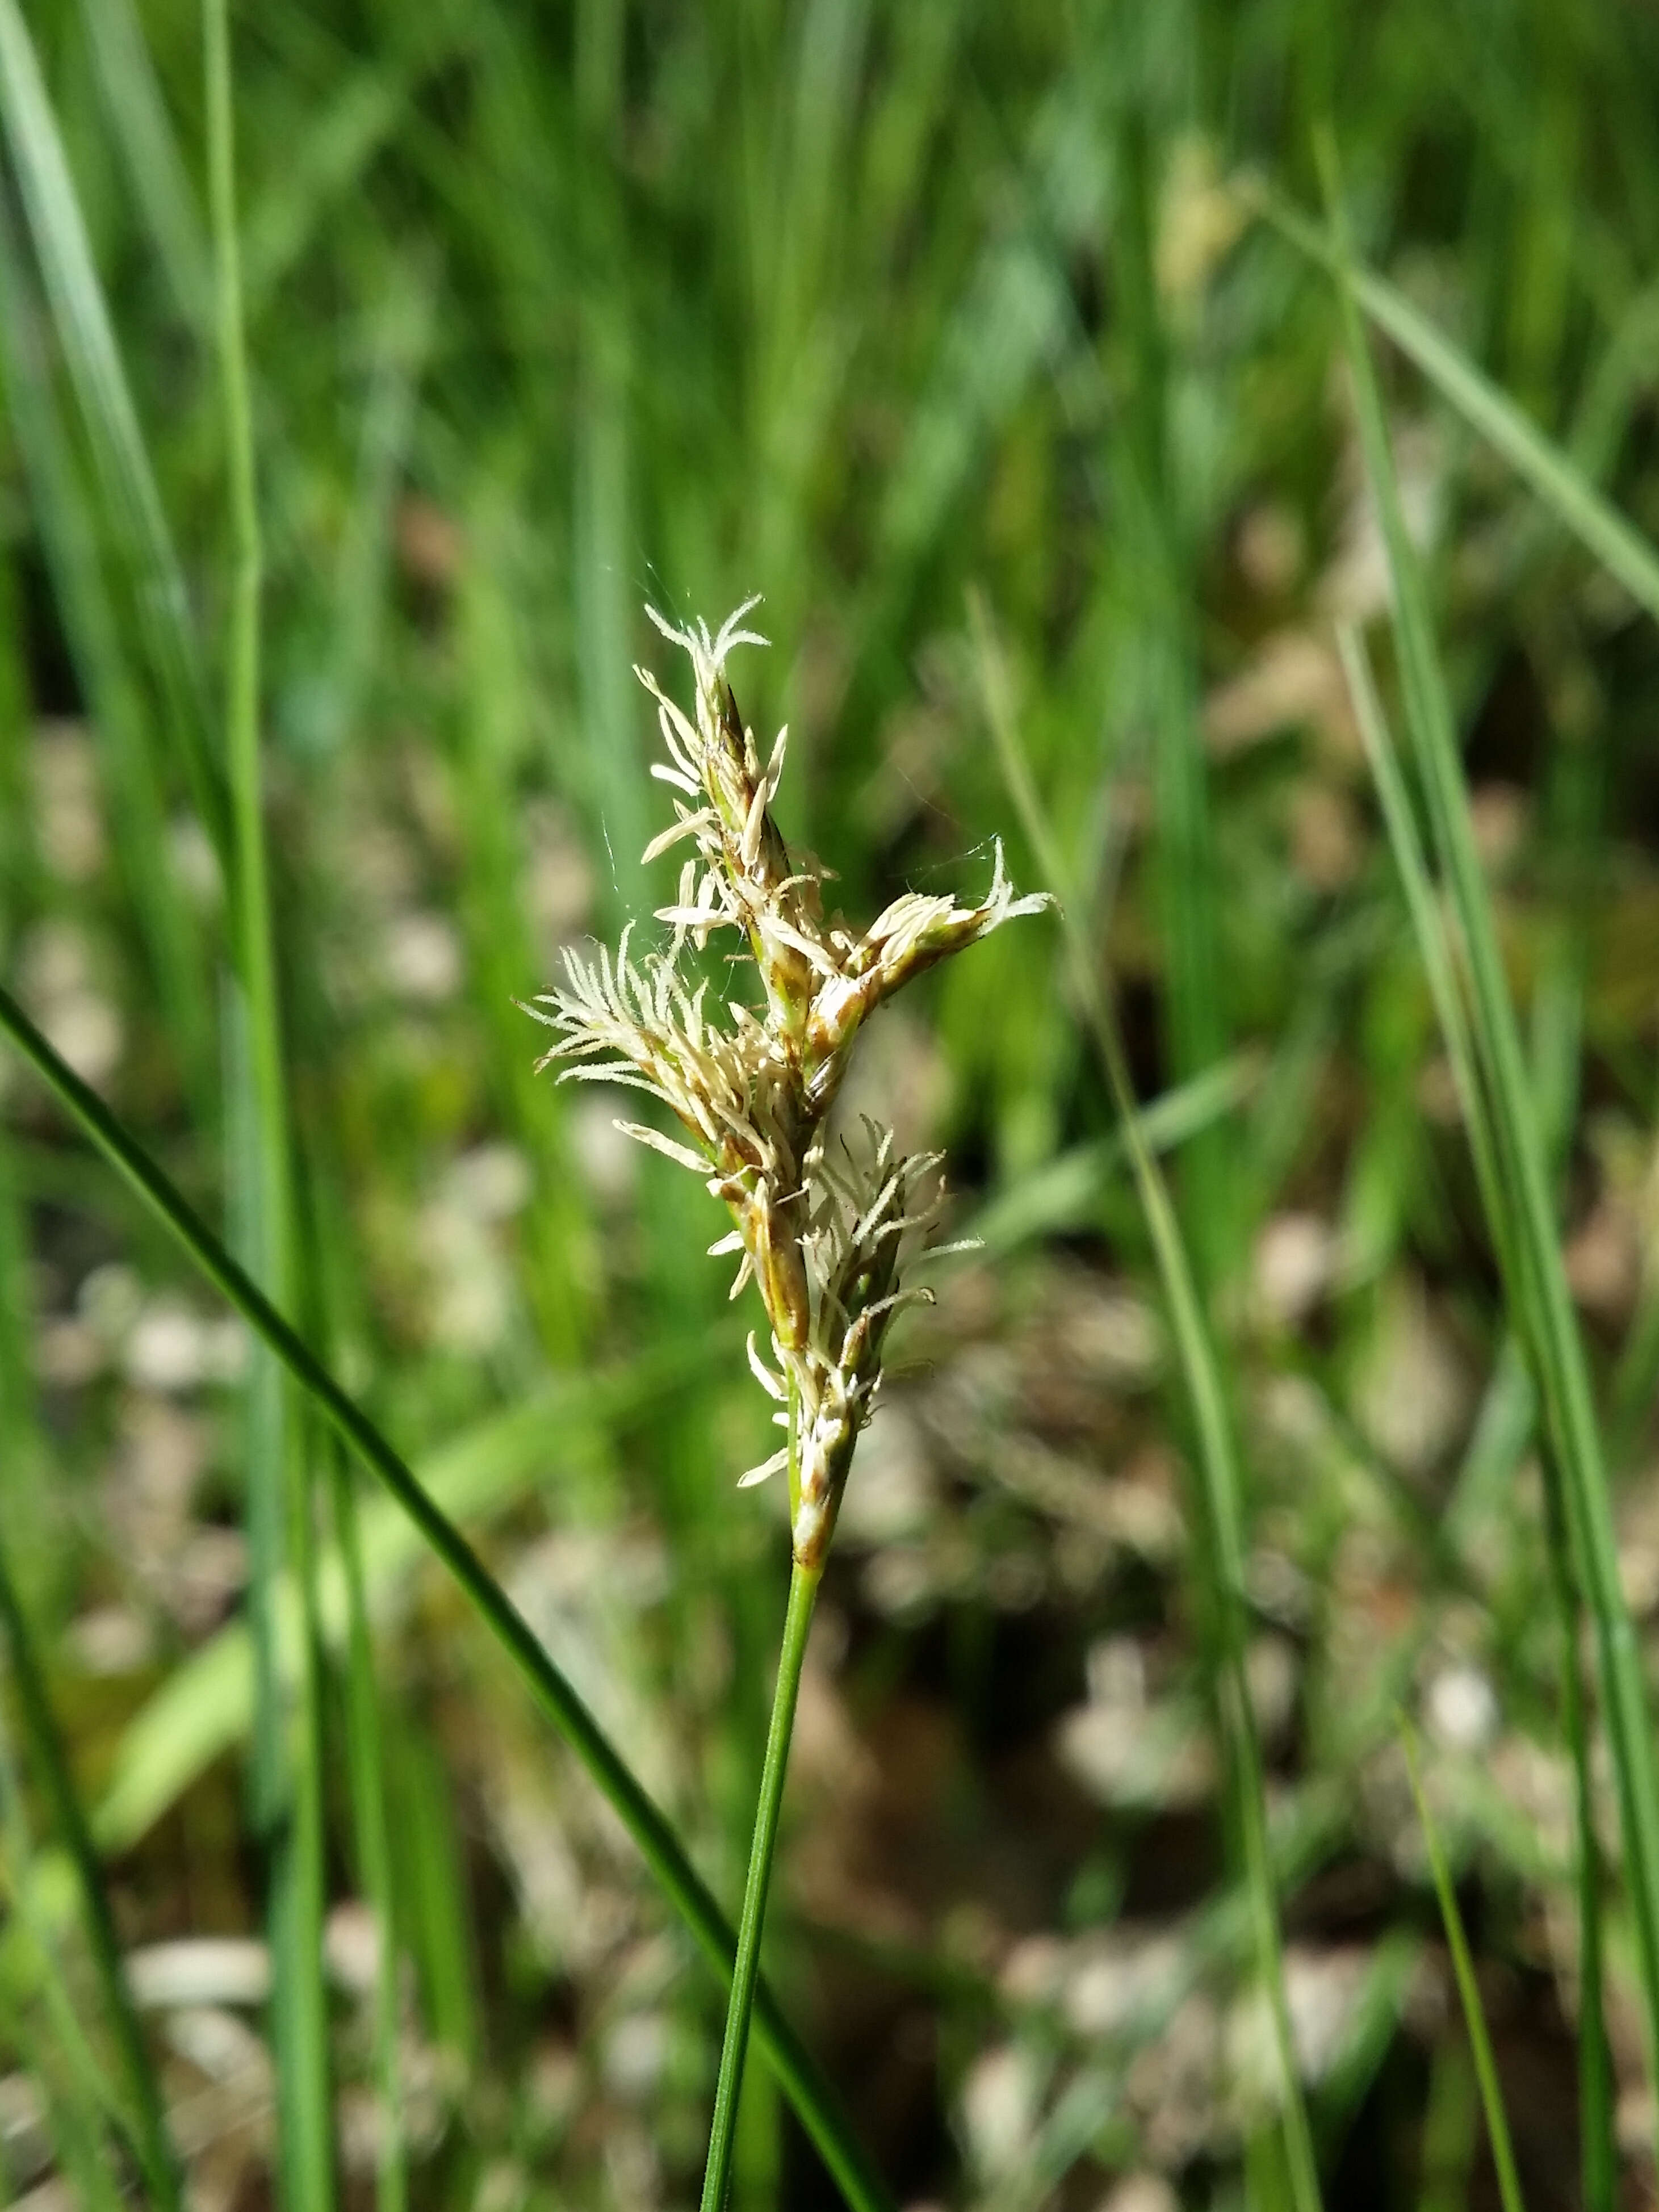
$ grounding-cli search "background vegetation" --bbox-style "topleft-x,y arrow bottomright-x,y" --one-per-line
2,0 -> 1659,2206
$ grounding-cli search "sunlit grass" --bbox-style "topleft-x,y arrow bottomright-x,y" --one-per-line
3,1 -> 1659,2205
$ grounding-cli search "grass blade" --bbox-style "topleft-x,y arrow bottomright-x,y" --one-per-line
204,2 -> 334,2199
325,1431 -> 409,2212
1320,137 -> 1659,2154
0,1716 -> 130,2212
1334,632 -> 1506,1254
1400,1720 -> 1526,2212
0,1531 -> 181,2209
972,593 -> 1322,2212
0,977 -> 895,2212
0,0 -> 228,864
1242,178 -> 1659,630
1339,628 -> 1616,2206
227,994 -> 335,2210
0,188 -> 214,1101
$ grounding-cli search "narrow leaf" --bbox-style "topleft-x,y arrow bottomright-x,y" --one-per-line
1243,178 -> 1659,629
1321,136 -> 1659,2150
1400,1720 -> 1527,2212
0,980 -> 894,2212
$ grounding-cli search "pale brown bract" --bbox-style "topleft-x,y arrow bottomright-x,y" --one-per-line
525,601 -> 1048,1569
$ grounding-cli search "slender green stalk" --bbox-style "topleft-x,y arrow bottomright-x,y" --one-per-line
0,0 -> 228,866
0,1531 -> 181,2211
204,3 -> 334,2200
1339,627 -> 1615,2207
701,1557 -> 820,2212
1550,1511 -> 1616,2212
327,1437 -> 409,2212
0,979 -> 893,2212
301,1155 -> 410,2212
1400,1721 -> 1526,2212
1334,631 -> 1499,1237
204,0 -> 279,1238
1419,2036 -> 1479,2212
1319,140 -> 1659,2148
971,596 -> 1322,2212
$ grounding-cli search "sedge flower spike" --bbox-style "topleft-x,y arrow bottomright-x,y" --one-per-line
527,600 -> 1047,1570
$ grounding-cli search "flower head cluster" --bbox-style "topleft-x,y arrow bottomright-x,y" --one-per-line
528,601 -> 1046,1569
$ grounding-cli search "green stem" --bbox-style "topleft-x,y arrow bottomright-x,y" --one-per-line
701,1557 -> 821,2212
1549,1503 -> 1615,2212
204,2 -> 334,2200
1400,1721 -> 1527,2212
0,1530 -> 181,2211
327,1432 -> 409,2212
1342,625 -> 1614,2199
0,979 -> 892,2212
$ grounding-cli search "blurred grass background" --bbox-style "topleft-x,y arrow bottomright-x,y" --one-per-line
4,0 -> 1659,2205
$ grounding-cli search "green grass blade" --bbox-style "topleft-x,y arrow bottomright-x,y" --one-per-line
326,1434 -> 409,2212
1320,140 -> 1659,2153
0,581 -> 43,1574
1562,1603 -> 1617,2212
0,0 -> 229,865
0,1532 -> 181,2209
392,1718 -> 479,2075
0,188 -> 214,1101
0,979 -> 895,2212
973,593 -> 1322,2212
1243,178 -> 1659,629
1341,625 -> 1616,2206
204,1 -> 334,2198
0,1123 -> 40,1569
206,0 -> 283,1296
228,994 -> 335,2210
1419,2035 -> 1479,2212
1334,631 -> 1503,1244
302,1114 -> 410,2212
1400,1720 -> 1526,2212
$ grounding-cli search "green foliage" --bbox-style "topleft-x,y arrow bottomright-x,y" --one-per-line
3,0 -> 1659,2205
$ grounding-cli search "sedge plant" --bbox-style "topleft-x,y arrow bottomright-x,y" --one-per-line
528,602 -> 1046,2207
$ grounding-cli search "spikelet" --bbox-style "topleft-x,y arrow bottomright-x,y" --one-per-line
528,602 -> 1048,1566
